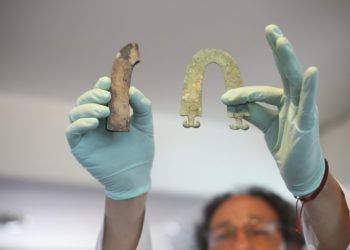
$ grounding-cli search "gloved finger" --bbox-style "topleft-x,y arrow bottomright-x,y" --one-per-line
265,24 -> 290,97
129,86 -> 153,132
66,118 -> 99,148
243,103 -> 277,133
275,36 -> 303,105
297,66 -> 319,131
76,88 -> 111,106
221,86 -> 283,107
94,76 -> 111,90
69,103 -> 110,123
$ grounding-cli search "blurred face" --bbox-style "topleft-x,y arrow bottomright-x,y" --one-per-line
208,195 -> 285,250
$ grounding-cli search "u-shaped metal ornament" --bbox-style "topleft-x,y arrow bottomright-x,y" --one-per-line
180,48 -> 250,130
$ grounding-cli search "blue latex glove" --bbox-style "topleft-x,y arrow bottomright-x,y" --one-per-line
222,24 -> 325,197
66,77 -> 154,200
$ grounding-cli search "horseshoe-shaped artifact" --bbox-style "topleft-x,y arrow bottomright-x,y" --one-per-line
180,48 -> 250,130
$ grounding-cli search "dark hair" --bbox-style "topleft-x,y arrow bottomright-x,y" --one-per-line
195,187 -> 304,250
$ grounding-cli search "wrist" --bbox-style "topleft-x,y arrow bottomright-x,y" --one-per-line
105,193 -> 147,219
103,194 -> 147,250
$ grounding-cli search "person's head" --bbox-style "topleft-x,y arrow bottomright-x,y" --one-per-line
195,187 -> 304,250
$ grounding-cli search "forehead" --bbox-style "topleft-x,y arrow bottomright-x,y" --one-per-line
210,195 -> 279,226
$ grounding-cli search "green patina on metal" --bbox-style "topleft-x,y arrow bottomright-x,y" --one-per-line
180,48 -> 250,130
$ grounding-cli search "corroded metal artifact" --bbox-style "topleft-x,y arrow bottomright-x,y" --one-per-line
107,43 -> 140,132
180,48 -> 249,130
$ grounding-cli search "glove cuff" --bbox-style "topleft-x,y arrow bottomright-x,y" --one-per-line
288,156 -> 326,197
105,183 -> 151,200
294,159 -> 329,233
296,158 -> 329,200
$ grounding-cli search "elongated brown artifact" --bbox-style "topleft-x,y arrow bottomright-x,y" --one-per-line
107,43 -> 140,132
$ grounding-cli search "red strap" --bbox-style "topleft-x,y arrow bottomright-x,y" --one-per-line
295,159 -> 329,234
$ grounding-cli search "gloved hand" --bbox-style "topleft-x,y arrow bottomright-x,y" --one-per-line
66,77 -> 154,200
221,24 -> 325,197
